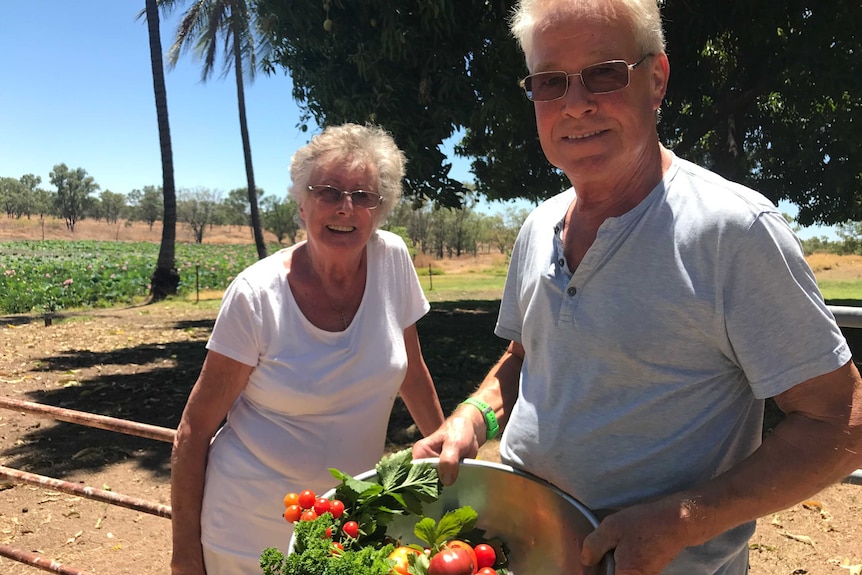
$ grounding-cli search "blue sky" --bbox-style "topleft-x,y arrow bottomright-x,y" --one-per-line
0,1 -> 837,239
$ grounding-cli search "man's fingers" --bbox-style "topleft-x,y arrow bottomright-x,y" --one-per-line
581,522 -> 617,567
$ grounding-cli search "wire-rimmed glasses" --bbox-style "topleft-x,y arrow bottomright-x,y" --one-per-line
519,54 -> 653,102
307,185 -> 383,209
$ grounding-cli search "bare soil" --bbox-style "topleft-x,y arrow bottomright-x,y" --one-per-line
0,219 -> 861,574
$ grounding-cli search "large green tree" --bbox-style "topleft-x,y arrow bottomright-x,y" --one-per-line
48,164 -> 99,232
128,185 -> 165,230
161,0 -> 269,259
141,0 -> 181,301
256,0 -> 861,225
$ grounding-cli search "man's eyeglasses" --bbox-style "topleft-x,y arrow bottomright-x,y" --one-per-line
307,185 -> 383,209
519,55 -> 653,102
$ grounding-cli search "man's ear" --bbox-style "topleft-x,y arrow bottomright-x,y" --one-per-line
651,52 -> 670,110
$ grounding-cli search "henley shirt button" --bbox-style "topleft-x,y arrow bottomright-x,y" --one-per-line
558,258 -> 565,266
567,286 -> 577,296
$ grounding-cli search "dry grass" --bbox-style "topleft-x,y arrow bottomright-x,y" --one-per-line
806,252 -> 862,281
0,216 -> 284,245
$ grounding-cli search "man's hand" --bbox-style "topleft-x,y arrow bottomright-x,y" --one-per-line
412,406 -> 484,485
581,496 -> 702,575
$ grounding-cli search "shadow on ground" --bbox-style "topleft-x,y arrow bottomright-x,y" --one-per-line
2,301 -> 509,481
2,317 -> 212,480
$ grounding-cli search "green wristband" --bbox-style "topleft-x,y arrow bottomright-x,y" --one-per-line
460,397 -> 500,441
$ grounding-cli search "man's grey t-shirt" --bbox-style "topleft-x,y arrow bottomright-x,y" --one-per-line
496,155 -> 850,574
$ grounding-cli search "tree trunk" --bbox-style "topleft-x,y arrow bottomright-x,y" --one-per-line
145,0 -> 180,300
233,22 -> 267,260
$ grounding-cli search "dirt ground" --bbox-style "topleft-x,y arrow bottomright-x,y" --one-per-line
1,220 -> 861,575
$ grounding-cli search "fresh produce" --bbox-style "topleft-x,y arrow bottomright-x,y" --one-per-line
441,541 -> 477,572
473,544 -> 496,570
427,546 -> 475,575
260,449 -> 509,575
388,546 -> 421,575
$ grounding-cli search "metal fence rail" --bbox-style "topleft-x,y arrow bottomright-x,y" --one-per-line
0,465 -> 172,518
0,401 -> 174,574
0,397 -> 175,444
0,544 -> 93,575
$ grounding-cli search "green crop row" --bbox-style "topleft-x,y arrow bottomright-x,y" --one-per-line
0,240 -> 274,315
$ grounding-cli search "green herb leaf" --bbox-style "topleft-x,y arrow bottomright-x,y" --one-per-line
435,506 -> 478,544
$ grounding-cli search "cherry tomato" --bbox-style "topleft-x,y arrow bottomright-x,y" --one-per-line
282,504 -> 302,523
476,568 -> 497,575
297,489 -> 316,510
300,508 -> 318,522
388,546 -> 420,575
313,497 -> 331,516
428,547 -> 475,575
473,543 -> 496,569
445,541 -> 478,573
342,520 -> 360,539
329,499 -> 345,519
324,526 -> 332,539
331,541 -> 344,555
283,492 -> 300,508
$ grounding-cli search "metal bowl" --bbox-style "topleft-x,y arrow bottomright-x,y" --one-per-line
307,458 -> 614,574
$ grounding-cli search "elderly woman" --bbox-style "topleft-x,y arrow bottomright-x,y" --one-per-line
170,123 -> 445,575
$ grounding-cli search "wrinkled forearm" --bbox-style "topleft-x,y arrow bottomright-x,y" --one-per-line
169,424 -> 212,574
674,411 -> 862,548
468,341 -> 524,440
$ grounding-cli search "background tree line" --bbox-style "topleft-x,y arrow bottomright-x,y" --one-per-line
0,168 -> 531,258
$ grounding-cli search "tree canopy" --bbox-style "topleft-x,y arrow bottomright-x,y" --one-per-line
255,0 -> 860,225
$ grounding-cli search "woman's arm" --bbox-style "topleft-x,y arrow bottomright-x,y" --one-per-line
170,351 -> 254,575
397,323 -> 445,438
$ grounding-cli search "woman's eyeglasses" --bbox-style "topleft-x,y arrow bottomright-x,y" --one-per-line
519,55 -> 652,102
307,185 -> 383,209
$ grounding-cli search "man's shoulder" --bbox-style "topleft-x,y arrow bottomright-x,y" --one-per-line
670,156 -> 776,215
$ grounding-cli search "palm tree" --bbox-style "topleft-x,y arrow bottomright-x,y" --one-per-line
141,0 -> 180,300
160,0 -> 268,259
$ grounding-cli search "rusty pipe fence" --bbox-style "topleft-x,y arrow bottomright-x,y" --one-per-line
2,304 -> 862,572
0,397 -> 176,575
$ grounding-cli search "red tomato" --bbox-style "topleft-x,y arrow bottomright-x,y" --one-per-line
329,499 -> 345,519
300,508 -> 318,522
282,504 -> 302,523
324,526 -> 332,539
297,489 -> 316,510
445,541 -> 478,573
428,546 -> 475,575
476,568 -> 497,575
388,546 -> 420,575
331,541 -> 344,555
313,497 -> 331,516
283,492 -> 300,508
473,543 -> 496,569
342,520 -> 360,539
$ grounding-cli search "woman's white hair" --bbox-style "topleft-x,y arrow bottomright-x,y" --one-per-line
288,123 -> 406,226
510,0 -> 666,70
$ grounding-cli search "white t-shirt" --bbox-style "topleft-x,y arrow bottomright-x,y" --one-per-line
496,155 -> 850,575
199,230 -> 429,573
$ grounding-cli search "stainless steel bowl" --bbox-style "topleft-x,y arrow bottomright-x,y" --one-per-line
309,458 -> 615,574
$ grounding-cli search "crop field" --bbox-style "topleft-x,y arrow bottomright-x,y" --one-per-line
2,235 -> 861,316
0,240 -> 271,315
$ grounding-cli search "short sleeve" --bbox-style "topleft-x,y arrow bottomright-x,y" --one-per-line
206,275 -> 262,367
722,212 -> 849,398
